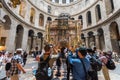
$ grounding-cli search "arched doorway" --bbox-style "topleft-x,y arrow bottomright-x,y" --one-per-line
110,22 -> 120,53
15,25 -> 24,49
37,32 -> 43,51
28,30 -> 34,50
88,31 -> 95,48
97,28 -> 105,50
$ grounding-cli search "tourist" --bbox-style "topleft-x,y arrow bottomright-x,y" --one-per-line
9,49 -> 26,80
99,52 -> 110,80
68,47 -> 90,80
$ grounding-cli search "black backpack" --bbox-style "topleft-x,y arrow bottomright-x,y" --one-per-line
5,62 -> 11,71
90,56 -> 102,71
106,59 -> 116,70
35,55 -> 52,80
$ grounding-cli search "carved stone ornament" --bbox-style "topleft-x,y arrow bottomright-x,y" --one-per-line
10,0 -> 21,8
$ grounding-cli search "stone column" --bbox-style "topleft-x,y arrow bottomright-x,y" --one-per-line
103,25 -> 112,51
21,27 -> 29,51
34,11 -> 39,28
33,37 -> 37,49
95,34 -> 100,50
6,20 -> 17,52
85,36 -> 89,48
82,13 -> 87,29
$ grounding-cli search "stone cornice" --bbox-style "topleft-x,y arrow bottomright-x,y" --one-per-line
1,0 -> 45,32
82,9 -> 120,31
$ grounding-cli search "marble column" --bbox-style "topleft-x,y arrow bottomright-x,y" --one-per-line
33,37 -> 37,49
103,25 -> 112,51
85,36 -> 89,48
21,27 -> 29,51
6,20 -> 17,52
95,35 -> 100,50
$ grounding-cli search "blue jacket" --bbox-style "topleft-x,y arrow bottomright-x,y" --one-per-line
69,56 -> 90,80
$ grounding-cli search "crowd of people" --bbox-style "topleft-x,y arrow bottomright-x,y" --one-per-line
0,49 -> 27,80
0,44 -> 118,80
33,44 -> 117,80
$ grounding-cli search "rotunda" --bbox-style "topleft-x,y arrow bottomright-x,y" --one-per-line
0,0 -> 120,54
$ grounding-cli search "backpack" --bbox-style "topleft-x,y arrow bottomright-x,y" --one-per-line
106,58 -> 116,70
90,56 -> 102,71
35,55 -> 53,80
5,62 -> 11,71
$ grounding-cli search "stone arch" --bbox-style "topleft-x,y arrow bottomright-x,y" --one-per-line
39,13 -> 44,26
95,4 -> 101,21
86,11 -> 92,26
19,0 -> 26,18
88,31 -> 95,48
15,24 -> 24,49
97,28 -> 105,50
109,22 -> 120,53
28,29 -> 34,50
3,15 -> 11,30
78,15 -> 83,25
30,8 -> 35,24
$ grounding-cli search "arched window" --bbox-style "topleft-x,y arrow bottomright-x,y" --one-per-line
78,15 -> 83,25
87,11 -> 92,25
110,0 -> 114,10
39,14 -> 44,26
105,0 -> 114,14
30,8 -> 35,24
19,1 -> 26,18
95,4 -> 101,21
47,17 -> 52,21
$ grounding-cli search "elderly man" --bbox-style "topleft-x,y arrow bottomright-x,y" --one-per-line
10,49 -> 26,80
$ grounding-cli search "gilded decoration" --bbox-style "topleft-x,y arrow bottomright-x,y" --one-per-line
10,0 -> 21,8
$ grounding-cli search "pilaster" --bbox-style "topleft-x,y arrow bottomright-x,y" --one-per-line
21,27 -> 29,50
6,20 -> 17,52
103,25 -> 112,51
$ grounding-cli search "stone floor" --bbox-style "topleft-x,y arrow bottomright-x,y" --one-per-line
0,55 -> 120,80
